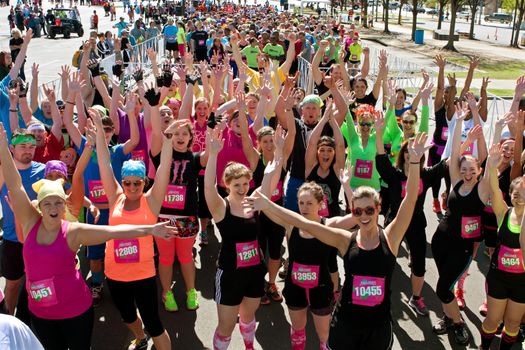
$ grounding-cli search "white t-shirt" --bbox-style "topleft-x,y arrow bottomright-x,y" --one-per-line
442,116 -> 479,160
0,314 -> 44,350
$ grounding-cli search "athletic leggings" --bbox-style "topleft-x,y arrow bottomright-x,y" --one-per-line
106,276 -> 165,337
30,307 -> 94,350
431,234 -> 473,304
405,224 -> 426,278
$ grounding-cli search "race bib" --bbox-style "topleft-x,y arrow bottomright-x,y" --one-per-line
88,180 -> 108,203
354,159 -> 373,179
29,278 -> 58,307
163,185 -> 186,209
113,239 -> 140,263
462,143 -> 474,156
291,262 -> 319,289
351,54 -> 358,61
236,240 -> 260,268
318,194 -> 329,217
352,275 -> 385,307
498,245 -> 525,273
198,39 -> 205,46
401,179 -> 424,198
441,127 -> 449,141
461,216 -> 481,239
271,181 -> 283,202
131,149 -> 145,163
168,35 -> 175,41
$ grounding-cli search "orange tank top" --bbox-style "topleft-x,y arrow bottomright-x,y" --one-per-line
105,194 -> 157,282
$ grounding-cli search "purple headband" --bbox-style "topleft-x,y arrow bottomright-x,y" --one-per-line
44,160 -> 68,179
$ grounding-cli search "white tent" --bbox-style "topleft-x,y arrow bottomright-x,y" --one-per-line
298,0 -> 331,15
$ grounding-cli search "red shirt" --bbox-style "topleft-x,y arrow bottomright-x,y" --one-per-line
34,133 -> 63,164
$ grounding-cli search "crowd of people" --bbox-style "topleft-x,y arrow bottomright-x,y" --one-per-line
1,1 -> 525,350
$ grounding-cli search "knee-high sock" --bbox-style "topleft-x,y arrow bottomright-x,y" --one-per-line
480,325 -> 497,350
239,318 -> 256,350
213,329 -> 231,350
499,328 -> 519,350
290,327 -> 306,350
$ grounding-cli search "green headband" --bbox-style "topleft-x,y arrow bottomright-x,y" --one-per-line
11,134 -> 36,146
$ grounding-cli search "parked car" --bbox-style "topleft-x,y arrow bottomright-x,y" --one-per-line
388,2 -> 399,10
426,8 -> 438,15
484,12 -> 513,23
45,8 -> 84,39
456,11 -> 470,20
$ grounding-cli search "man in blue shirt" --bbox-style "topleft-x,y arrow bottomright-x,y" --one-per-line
0,130 -> 45,316
113,17 -> 129,37
163,17 -> 178,59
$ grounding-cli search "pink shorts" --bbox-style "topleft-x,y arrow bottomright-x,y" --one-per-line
156,215 -> 197,265
178,44 -> 185,57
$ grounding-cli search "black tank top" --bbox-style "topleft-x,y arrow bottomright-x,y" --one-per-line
286,220 -> 336,290
336,228 -> 396,328
490,209 -> 525,281
432,105 -> 448,146
215,199 -> 264,271
436,181 -> 486,245
306,164 -> 342,218
252,154 -> 286,205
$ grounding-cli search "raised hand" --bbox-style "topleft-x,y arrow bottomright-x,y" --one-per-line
242,189 -> 271,215
465,124 -> 483,143
0,123 -> 9,148
465,91 -> 478,111
481,77 -> 491,91
454,101 -> 469,121
338,166 -> 353,187
374,110 -> 385,129
447,73 -> 457,87
263,156 -> 282,176
85,119 -> 97,147
515,76 -> 525,97
68,71 -> 85,92
496,112 -> 513,131
487,143 -> 502,169
469,56 -> 480,69
274,124 -> 286,151
32,63 -> 40,79
421,69 -> 429,83
143,82 -> 161,107
42,84 -> 56,103
408,132 -> 430,162
206,128 -> 224,155
420,83 -> 434,100
133,66 -> 144,83
151,221 -> 178,240
146,47 -> 157,62
123,92 -> 137,114
88,108 -> 103,128
8,87 -> 19,107
433,54 -> 446,68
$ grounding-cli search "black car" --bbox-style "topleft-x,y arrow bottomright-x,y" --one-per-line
484,12 -> 513,23
46,8 -> 84,39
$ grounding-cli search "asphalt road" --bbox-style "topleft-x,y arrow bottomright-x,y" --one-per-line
0,1 -> 522,349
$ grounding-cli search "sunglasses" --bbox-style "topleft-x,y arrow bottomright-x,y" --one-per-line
402,120 -> 416,125
352,205 -> 377,216
103,127 -> 114,133
359,122 -> 372,127
122,179 -> 144,187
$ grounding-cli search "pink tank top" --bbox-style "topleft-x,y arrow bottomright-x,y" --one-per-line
23,219 -> 92,320
106,194 -> 157,282
216,127 -> 256,188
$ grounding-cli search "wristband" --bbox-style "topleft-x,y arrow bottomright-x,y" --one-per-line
409,161 -> 420,164
66,101 -> 75,105
19,94 -> 26,98
9,109 -> 17,112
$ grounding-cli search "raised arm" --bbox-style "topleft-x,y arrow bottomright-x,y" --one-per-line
305,99 -> 332,177
411,70 -> 429,113
478,77 -> 489,122
459,57 -> 479,99
147,132 -> 173,215
237,93 -> 259,171
0,123 -> 40,237
41,85 -> 63,140
433,55 -> 446,111
63,72 -> 85,148
511,111 -> 525,181
418,83 -> 433,133
372,49 -> 388,100
9,29 -> 32,80
487,144 -> 509,223
279,32 -> 296,77
328,76 -> 350,125
331,116 -> 346,173
445,74 -> 458,121
121,94 -> 140,156
204,128 -> 226,221
311,40 -> 328,85
385,132 -> 427,255
29,63 -> 39,113
360,47 -> 370,79
68,125 -> 94,218
510,76 -> 525,115
450,102 -> 468,184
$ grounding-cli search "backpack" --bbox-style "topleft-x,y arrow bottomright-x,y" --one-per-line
72,49 -> 82,68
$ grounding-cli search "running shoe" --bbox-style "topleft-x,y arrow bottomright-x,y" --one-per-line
441,192 -> 448,211
453,322 -> 469,345
455,288 -> 466,310
186,288 -> 199,310
91,284 -> 103,308
479,300 -> 488,317
163,290 -> 178,312
432,198 -> 441,214
199,231 -> 208,246
267,283 -> 283,303
278,259 -> 289,279
432,315 -> 453,335
408,296 -> 429,316
128,336 -> 150,350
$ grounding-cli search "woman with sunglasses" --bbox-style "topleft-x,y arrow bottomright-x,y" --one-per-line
341,104 -> 380,191
383,81 -> 433,164
375,112 -> 447,317
243,132 -> 428,350
93,93 -> 174,350
149,100 -> 209,312
0,122 -> 176,350
430,103 -> 490,346
478,145 -> 525,350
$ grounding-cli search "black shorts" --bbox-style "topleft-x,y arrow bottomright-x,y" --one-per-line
198,174 -> 211,219
329,319 -> 393,350
166,42 -> 178,51
487,269 -> 525,304
214,265 -> 266,306
0,239 -> 24,281
283,281 -> 333,315
259,213 -> 285,261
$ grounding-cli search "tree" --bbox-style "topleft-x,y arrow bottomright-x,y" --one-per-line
465,0 -> 482,39
443,0 -> 464,50
512,0 -> 525,47
361,0 -> 370,27
411,0 -> 426,40
398,0 -> 408,24
437,0 -> 449,29
382,0 -> 391,33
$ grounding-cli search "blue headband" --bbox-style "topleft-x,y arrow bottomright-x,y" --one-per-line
121,160 -> 146,179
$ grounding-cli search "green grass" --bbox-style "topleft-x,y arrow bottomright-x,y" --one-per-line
445,56 -> 525,80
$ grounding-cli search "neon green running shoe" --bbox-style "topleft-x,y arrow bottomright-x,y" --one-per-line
163,291 -> 178,312
186,288 -> 199,310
